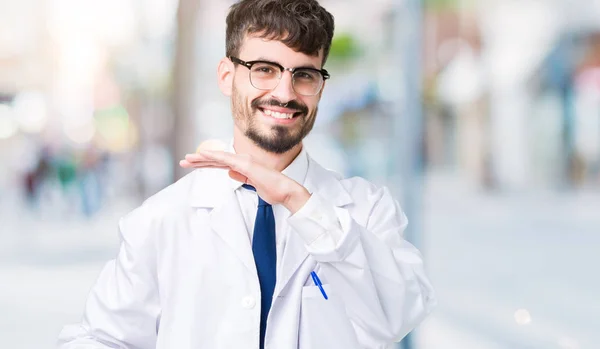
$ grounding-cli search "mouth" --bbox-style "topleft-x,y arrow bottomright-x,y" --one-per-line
257,107 -> 304,123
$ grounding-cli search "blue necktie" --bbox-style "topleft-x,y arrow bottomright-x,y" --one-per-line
243,184 -> 276,349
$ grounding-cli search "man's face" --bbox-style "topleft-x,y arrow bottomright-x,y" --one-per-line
230,36 -> 324,154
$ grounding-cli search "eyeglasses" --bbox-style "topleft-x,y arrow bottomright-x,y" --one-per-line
229,56 -> 330,97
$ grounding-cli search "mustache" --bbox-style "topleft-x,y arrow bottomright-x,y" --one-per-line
251,98 -> 309,115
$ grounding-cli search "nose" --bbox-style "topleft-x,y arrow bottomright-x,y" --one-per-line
270,71 -> 297,105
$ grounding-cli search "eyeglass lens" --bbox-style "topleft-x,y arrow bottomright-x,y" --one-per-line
249,62 -> 323,96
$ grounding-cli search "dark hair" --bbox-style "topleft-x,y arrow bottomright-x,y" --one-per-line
226,0 -> 335,66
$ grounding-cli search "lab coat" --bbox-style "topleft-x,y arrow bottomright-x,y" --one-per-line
58,154 -> 436,349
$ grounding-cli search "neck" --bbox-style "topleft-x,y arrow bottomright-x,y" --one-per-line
232,127 -> 302,172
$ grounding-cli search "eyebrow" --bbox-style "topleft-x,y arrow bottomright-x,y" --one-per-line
255,57 -> 320,70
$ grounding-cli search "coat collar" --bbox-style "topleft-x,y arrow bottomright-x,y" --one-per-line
303,154 -> 353,206
187,167 -> 231,209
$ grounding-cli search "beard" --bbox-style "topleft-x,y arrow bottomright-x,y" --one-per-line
231,85 -> 317,154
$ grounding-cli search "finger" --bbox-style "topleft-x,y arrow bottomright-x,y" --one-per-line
180,158 -> 226,166
196,139 -> 227,153
182,159 -> 226,167
200,150 -> 252,173
228,170 -> 247,184
184,153 -> 228,167
185,153 -> 217,162
198,150 -> 236,163
179,160 -> 229,169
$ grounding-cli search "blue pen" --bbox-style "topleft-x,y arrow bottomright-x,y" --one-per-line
310,271 -> 328,300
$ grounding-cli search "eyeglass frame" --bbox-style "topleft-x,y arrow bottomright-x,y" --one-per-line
228,56 -> 330,96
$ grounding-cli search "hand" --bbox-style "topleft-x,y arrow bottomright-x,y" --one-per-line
179,150 -> 311,213
195,139 -> 228,153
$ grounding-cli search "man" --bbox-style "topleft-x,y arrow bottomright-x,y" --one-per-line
58,0 -> 436,348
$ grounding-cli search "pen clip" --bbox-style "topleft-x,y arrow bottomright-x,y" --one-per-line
310,271 -> 328,300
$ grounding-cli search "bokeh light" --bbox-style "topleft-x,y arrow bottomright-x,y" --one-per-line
12,91 -> 48,134
0,104 -> 18,139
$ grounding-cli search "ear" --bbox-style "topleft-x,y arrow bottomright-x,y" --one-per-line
217,57 -> 234,96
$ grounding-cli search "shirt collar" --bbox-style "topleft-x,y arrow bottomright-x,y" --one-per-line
227,140 -> 309,191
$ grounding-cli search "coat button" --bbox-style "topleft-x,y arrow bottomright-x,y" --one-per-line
241,296 -> 256,309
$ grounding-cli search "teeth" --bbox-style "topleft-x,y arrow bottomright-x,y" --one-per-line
263,109 -> 293,119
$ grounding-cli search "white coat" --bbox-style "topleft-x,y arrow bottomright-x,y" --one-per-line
58,154 -> 436,349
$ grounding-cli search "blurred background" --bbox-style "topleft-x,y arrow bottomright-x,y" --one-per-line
1,0 -> 599,348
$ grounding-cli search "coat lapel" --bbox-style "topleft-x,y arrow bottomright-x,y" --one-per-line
188,169 -> 257,276
275,224 -> 309,297
209,191 -> 257,275
274,155 -> 354,298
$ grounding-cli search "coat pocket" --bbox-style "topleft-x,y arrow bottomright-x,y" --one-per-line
298,284 -> 361,349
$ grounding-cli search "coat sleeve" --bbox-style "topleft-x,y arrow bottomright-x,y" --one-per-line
287,185 -> 436,346
57,204 -> 161,349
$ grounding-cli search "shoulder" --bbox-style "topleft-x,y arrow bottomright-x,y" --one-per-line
341,176 -> 401,211
307,155 -> 396,210
308,155 -> 388,202
119,169 -> 206,233
141,170 -> 199,212
337,174 -> 407,234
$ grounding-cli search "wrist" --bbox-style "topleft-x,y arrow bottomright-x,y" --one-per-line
283,183 -> 311,214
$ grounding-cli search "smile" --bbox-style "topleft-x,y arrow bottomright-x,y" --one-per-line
257,107 -> 303,123
262,109 -> 294,119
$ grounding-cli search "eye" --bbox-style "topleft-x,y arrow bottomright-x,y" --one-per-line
257,66 -> 273,73
295,71 -> 317,81
251,63 -> 278,76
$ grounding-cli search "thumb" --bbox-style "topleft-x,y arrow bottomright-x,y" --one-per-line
228,170 -> 248,184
